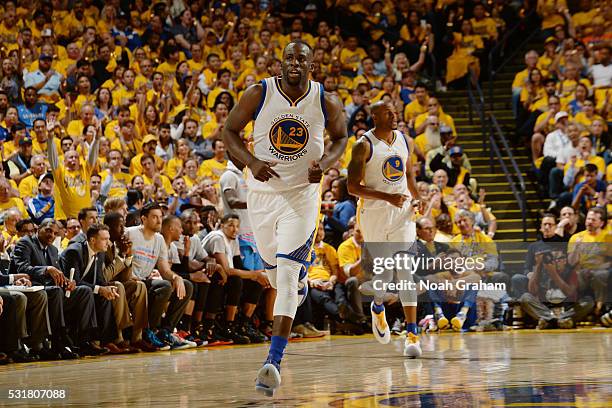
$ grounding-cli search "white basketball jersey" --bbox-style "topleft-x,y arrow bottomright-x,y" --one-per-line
248,76 -> 326,192
360,129 -> 411,209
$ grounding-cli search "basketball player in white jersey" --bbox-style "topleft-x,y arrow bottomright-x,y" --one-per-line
347,101 -> 422,358
222,40 -> 347,396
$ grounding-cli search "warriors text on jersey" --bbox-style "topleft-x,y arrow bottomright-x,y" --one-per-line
249,76 -> 327,192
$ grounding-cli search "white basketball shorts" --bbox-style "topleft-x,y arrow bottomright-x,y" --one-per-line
246,183 -> 320,269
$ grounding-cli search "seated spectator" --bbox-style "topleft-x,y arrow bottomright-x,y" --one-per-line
422,248 -> 481,332
414,116 -> 442,156
569,163 -> 607,214
61,224 -> 127,353
126,202 -> 193,350
102,212 -> 152,352
414,97 -> 456,137
567,207 -> 611,318
309,222 -> 365,332
446,20 -> 484,86
27,173 -> 55,224
324,177 -> 356,247
10,219 -> 100,358
201,214 -> 268,345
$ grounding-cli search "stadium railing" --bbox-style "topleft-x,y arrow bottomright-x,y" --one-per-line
487,8 -> 539,113
467,68 -> 529,241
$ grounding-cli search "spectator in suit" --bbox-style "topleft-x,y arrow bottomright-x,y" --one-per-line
102,212 -> 153,352
0,293 -> 25,363
61,224 -> 126,354
68,207 -> 99,246
10,219 -> 100,357
0,275 -> 43,362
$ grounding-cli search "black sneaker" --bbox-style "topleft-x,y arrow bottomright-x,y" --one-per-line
201,320 -> 233,346
241,319 -> 266,343
218,321 -> 250,345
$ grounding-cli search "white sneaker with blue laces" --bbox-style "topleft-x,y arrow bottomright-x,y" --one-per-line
255,359 -> 281,397
370,301 -> 391,344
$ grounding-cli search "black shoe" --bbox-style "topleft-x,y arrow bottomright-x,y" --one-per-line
219,321 -> 250,345
79,342 -> 109,356
35,347 -> 62,361
240,319 -> 266,343
0,352 -> 12,365
10,348 -> 39,363
201,320 -> 233,345
57,346 -> 80,360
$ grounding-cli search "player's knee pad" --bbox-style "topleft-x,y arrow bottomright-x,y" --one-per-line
273,257 -> 302,319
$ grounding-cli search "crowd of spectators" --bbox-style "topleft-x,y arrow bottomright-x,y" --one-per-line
0,0 -> 609,365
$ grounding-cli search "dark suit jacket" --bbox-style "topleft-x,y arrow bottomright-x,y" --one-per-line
60,241 -> 107,290
67,232 -> 86,247
9,235 -> 61,286
0,272 -> 9,286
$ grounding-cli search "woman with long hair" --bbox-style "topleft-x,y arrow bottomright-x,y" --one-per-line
95,87 -> 114,123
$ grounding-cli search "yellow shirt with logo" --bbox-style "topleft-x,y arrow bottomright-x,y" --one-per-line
308,241 -> 339,281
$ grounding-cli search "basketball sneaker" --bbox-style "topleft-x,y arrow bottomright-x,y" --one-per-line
601,311 -> 612,327
370,301 -> 391,344
435,313 -> 449,330
144,328 -> 171,351
451,312 -> 466,332
403,332 -> 422,358
255,358 -> 281,397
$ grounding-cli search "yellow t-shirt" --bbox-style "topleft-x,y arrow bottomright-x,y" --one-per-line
512,69 -> 529,90
142,174 -> 175,195
165,157 -> 184,181
450,230 -> 498,259
568,229 -> 612,270
538,0 -> 567,30
199,159 -> 228,182
470,17 -> 497,40
414,112 -> 457,136
129,153 -> 164,176
339,47 -> 367,71
0,197 -> 28,218
156,61 -> 178,78
607,163 -> 612,181
100,169 -> 132,198
52,164 -> 93,219
18,175 -> 39,201
564,155 -> 606,178
337,237 -> 361,272
404,99 -> 427,121
308,241 -> 339,281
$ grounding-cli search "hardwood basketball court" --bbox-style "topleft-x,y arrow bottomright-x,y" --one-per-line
2,329 -> 611,407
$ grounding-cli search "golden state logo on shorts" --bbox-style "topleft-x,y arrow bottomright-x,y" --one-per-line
382,155 -> 404,183
269,117 -> 309,161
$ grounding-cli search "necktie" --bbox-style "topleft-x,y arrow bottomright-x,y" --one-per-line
45,247 -> 52,266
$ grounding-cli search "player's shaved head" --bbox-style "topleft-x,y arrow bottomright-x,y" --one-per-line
370,101 -> 397,130
283,40 -> 313,60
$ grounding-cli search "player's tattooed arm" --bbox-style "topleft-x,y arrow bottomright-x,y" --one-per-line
347,137 -> 407,208
222,84 -> 279,182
